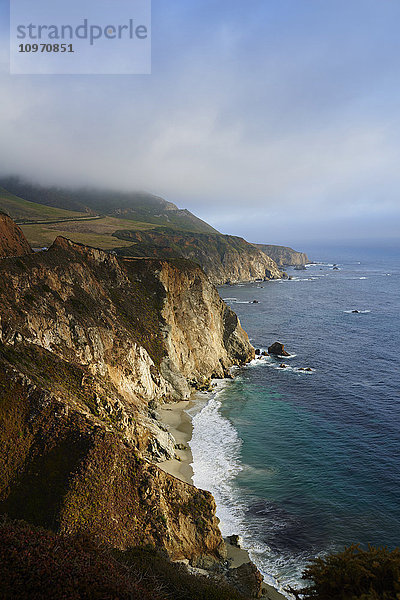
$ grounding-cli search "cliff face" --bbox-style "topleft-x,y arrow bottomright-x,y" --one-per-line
0,237 -> 253,405
113,229 -> 283,285
255,244 -> 309,267
0,359 -> 223,560
0,232 -> 254,563
0,212 -> 32,258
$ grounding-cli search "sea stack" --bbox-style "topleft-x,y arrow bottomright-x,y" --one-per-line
268,341 -> 290,357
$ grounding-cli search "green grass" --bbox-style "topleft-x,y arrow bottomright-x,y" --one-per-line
0,182 -> 219,249
0,180 -> 219,233
19,223 -> 135,250
18,216 -> 156,249
0,187 -> 85,222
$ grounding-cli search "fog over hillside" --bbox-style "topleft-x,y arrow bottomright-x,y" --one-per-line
1,1 -> 399,248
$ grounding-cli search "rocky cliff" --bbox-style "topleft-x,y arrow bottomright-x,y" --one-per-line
113,228 -> 283,285
254,244 -> 308,267
0,229 -> 254,565
0,212 -> 32,258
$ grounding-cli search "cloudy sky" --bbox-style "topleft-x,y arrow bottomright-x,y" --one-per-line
1,0 -> 400,250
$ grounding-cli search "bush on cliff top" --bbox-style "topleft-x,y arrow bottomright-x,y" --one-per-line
0,520 -> 244,600
291,544 -> 400,600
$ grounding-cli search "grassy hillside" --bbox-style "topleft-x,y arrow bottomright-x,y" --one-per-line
0,187 -> 85,222
0,178 -> 218,234
19,216 -> 156,250
0,183 -> 210,249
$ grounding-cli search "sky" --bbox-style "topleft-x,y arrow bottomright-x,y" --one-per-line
1,0 -> 400,250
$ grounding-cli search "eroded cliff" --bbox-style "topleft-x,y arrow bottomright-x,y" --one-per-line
0,232 -> 254,565
112,228 -> 283,285
255,243 -> 309,267
0,212 -> 32,258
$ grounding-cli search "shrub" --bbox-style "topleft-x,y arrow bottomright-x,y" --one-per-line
0,519 -> 160,600
0,520 -> 244,600
114,547 -> 244,600
290,544 -> 400,600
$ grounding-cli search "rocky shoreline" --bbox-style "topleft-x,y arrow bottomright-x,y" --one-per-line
158,395 -> 287,600
0,216 -> 288,598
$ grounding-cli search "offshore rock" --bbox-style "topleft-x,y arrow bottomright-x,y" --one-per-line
268,342 -> 290,357
227,534 -> 242,548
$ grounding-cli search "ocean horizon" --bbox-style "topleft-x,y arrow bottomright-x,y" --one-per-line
189,250 -> 400,592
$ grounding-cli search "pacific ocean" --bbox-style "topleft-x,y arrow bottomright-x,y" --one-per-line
189,251 -> 400,593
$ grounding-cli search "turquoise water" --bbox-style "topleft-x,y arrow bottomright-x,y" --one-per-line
190,254 -> 400,592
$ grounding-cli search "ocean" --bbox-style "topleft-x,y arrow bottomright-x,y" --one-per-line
189,252 -> 400,593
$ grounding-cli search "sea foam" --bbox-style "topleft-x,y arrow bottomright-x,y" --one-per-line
190,384 -> 306,594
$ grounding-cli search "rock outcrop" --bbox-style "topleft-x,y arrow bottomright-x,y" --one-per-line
227,562 -> 264,598
268,342 -> 290,357
0,233 -> 254,565
113,228 -> 283,285
0,212 -> 32,258
0,361 -> 223,560
254,244 -> 308,267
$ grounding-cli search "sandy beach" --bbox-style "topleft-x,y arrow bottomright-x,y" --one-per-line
158,398 -> 288,600
158,399 -> 195,485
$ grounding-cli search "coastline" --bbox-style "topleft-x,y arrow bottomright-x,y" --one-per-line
158,397 -> 288,600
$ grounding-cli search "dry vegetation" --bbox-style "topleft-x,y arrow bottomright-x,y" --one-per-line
20,216 -> 157,249
0,520 -> 243,600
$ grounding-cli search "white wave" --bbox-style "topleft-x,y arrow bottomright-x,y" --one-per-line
190,389 -> 306,594
343,309 -> 371,314
288,277 -> 307,282
223,298 -> 261,304
187,380 -> 229,418
252,358 -> 314,373
289,276 -> 323,281
251,349 -> 297,359
191,393 -> 245,533
190,391 -> 289,593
